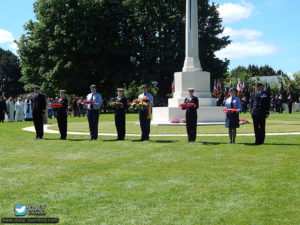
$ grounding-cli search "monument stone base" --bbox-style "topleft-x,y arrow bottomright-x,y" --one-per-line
152,71 -> 226,126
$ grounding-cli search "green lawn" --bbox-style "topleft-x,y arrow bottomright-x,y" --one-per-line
48,112 -> 300,134
0,112 -> 299,225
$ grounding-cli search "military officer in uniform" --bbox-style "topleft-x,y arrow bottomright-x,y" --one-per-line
138,84 -> 153,141
112,88 -> 127,140
250,82 -> 270,145
183,88 -> 199,142
86,84 -> 102,141
32,86 -> 46,139
56,90 -> 68,140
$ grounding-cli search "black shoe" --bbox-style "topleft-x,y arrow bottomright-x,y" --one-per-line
60,137 -> 66,140
139,139 -> 145,141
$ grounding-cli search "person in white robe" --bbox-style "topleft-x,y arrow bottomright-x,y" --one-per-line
15,98 -> 24,121
24,94 -> 33,121
6,97 -> 14,122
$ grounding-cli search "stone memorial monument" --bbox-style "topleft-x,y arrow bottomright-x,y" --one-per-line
152,0 -> 225,125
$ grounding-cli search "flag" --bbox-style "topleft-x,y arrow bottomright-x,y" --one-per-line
213,80 -> 217,97
229,80 -> 232,88
236,79 -> 240,91
171,79 -> 175,93
218,79 -> 222,93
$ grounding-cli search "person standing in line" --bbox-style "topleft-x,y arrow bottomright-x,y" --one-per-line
250,82 -> 270,145
138,85 -> 153,141
6,97 -> 14,122
112,88 -> 127,140
55,90 -> 69,140
48,98 -> 53,119
0,95 -> 7,122
86,84 -> 102,141
287,94 -> 293,114
32,86 -> 46,139
278,94 -> 283,114
24,94 -> 33,121
182,88 -> 199,142
15,97 -> 24,122
78,96 -> 85,117
224,88 -> 242,144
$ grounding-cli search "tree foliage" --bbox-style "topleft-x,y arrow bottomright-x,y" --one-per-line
0,48 -> 24,97
18,0 -> 230,97
230,65 -> 284,78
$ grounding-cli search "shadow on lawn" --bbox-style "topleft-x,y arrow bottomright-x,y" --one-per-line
199,141 -> 228,145
130,139 -> 178,143
243,142 -> 300,146
43,138 -> 89,142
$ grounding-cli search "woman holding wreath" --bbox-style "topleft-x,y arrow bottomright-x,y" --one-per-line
224,88 -> 242,144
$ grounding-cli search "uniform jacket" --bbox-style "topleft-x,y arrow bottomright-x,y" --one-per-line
0,99 -> 7,112
113,96 -> 127,116
32,93 -> 46,112
250,91 -> 270,117
56,97 -> 68,116
184,96 -> 199,115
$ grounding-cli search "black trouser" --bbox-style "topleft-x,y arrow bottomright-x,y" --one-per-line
288,104 -> 292,114
186,112 -> 197,141
115,113 -> 126,140
279,104 -> 283,113
0,110 -> 4,122
139,111 -> 151,140
57,114 -> 67,139
87,109 -> 99,140
33,110 -> 44,138
252,116 -> 266,144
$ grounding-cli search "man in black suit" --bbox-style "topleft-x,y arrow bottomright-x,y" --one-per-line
32,86 -> 46,139
0,95 -> 7,122
55,90 -> 68,140
112,88 -> 127,140
183,88 -> 199,142
250,82 -> 271,145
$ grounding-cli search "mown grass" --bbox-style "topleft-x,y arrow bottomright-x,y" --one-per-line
0,112 -> 299,225
48,112 -> 300,134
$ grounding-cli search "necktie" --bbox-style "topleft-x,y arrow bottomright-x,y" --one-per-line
90,94 -> 94,110
231,97 -> 234,109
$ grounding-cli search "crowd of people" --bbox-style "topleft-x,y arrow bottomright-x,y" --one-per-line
0,95 -> 34,122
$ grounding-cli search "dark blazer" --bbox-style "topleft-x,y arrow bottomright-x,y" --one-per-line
184,96 -> 199,114
56,97 -> 68,116
32,93 -> 46,112
0,100 -> 7,112
113,96 -> 127,116
250,91 -> 270,117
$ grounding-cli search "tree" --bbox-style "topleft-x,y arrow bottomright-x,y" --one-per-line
0,48 -> 24,97
124,0 -> 230,96
18,0 -> 230,98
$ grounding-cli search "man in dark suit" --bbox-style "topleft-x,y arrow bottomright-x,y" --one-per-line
0,95 -> 7,122
32,86 -> 46,139
183,88 -> 199,142
250,82 -> 270,145
112,88 -> 127,140
56,90 -> 68,140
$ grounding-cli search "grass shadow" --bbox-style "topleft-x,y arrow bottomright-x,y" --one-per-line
102,139 -> 131,142
42,137 -> 89,142
243,142 -> 300,146
149,140 -> 179,143
199,141 -> 228,145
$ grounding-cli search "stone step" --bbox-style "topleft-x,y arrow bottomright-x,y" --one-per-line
152,106 -> 226,123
